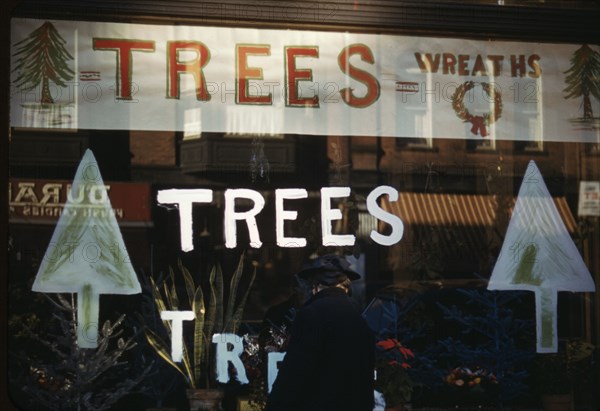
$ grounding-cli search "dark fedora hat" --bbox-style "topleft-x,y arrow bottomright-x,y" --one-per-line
296,254 -> 360,282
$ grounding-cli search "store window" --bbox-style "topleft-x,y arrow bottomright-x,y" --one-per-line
6,3 -> 600,411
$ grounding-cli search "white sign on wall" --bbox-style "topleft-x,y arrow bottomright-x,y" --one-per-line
10,18 -> 600,142
578,181 -> 600,217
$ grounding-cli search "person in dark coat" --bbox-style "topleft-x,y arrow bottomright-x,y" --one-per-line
265,254 -> 375,411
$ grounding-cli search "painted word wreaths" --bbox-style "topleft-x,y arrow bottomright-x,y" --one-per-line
452,81 -> 503,137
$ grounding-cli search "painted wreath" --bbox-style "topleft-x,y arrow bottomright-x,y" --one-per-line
451,81 -> 502,137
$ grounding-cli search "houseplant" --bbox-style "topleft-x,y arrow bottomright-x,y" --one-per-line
133,269 -> 181,411
374,338 -> 416,410
144,254 -> 256,411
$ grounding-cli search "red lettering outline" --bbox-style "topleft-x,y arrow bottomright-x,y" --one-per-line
93,38 -> 155,100
167,41 -> 211,100
285,46 -> 319,107
338,44 -> 380,108
236,44 -> 272,105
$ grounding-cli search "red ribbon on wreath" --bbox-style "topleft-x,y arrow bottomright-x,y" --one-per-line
468,115 -> 488,137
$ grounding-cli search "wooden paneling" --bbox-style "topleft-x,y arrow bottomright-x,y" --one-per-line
180,136 -> 296,173
10,0 -> 600,43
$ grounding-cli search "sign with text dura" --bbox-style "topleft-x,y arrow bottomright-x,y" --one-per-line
10,18 -> 600,142
8,179 -> 152,225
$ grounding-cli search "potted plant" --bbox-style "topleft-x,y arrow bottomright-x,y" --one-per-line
144,254 -> 256,411
374,338 -> 416,411
533,339 -> 595,411
133,269 -> 181,411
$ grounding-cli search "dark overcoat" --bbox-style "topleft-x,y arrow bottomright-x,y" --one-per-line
265,287 -> 375,411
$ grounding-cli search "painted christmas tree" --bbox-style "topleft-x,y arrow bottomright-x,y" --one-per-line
32,150 -> 141,348
12,21 -> 74,104
563,44 -> 600,120
488,161 -> 595,353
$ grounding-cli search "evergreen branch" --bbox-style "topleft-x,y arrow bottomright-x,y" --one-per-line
42,293 -> 71,312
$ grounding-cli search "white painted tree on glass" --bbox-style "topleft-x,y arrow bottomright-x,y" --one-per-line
32,149 -> 141,348
488,161 -> 595,353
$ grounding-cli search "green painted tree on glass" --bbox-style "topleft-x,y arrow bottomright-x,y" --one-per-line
12,21 -> 74,104
563,44 -> 600,119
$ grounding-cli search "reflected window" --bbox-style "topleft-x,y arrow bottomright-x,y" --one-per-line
396,109 -> 433,149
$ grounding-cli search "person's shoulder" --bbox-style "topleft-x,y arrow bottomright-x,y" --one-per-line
313,290 -> 361,313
